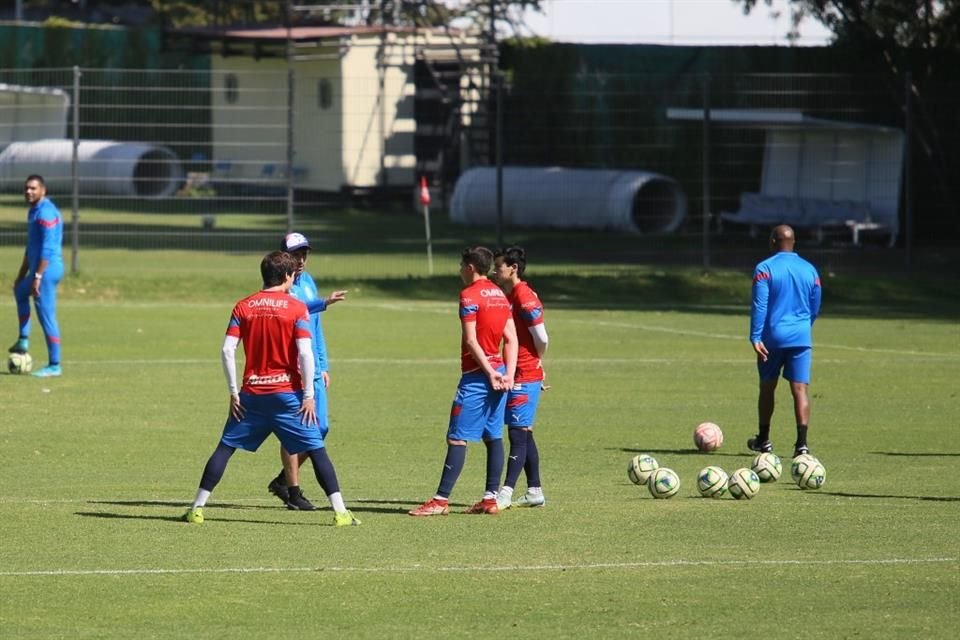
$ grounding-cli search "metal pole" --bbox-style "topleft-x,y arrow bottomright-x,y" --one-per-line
423,203 -> 434,275
702,73 -> 711,272
71,66 -> 81,274
285,0 -> 295,234
903,72 -> 913,270
495,73 -> 504,248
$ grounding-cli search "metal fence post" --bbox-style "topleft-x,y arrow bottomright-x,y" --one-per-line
71,66 -> 81,274
495,72 -> 504,248
903,72 -> 913,271
285,0 -> 295,234
701,73 -> 712,272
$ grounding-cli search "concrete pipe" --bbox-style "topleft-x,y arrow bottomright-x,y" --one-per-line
0,139 -> 183,198
450,166 -> 687,234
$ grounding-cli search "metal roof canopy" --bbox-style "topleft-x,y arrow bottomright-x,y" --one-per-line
666,108 -> 901,134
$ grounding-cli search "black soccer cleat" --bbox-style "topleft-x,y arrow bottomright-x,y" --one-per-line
747,437 -> 773,453
285,489 -> 317,511
267,475 -> 290,505
793,444 -> 810,458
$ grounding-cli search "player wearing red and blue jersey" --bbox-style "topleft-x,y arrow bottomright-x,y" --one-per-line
492,246 -> 550,510
409,246 -> 518,517
264,232 -> 349,511
747,225 -> 822,458
9,175 -> 64,377
182,251 -> 359,526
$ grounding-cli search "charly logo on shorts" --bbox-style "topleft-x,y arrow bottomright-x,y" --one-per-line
247,373 -> 291,385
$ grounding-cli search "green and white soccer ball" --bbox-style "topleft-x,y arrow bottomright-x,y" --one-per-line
790,454 -> 820,483
727,467 -> 761,500
627,454 -> 659,486
7,352 -> 32,374
647,467 -> 680,499
751,452 -> 782,483
696,465 -> 728,498
792,456 -> 826,490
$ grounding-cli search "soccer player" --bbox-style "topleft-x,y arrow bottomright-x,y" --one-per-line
265,232 -> 348,511
409,246 -> 518,516
182,251 -> 359,527
492,246 -> 550,510
747,225 -> 822,458
9,175 -> 64,377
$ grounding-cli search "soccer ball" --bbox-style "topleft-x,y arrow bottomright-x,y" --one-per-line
790,454 -> 820,484
8,352 -> 32,374
727,467 -> 761,500
627,454 -> 659,486
696,466 -> 728,498
693,422 -> 723,452
751,452 -> 782,483
793,457 -> 826,490
647,467 -> 680,499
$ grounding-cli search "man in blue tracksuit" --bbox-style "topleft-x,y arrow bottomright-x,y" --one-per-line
747,225 -> 822,458
9,175 -> 64,377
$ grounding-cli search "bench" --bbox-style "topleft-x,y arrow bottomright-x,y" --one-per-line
720,192 -> 898,247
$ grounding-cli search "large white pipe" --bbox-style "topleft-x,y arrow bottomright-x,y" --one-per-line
0,139 -> 183,198
450,166 -> 687,234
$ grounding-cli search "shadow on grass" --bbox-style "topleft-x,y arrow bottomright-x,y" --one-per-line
813,492 -> 960,503
75,511 -> 326,525
869,452 -> 960,457
89,500 -> 264,510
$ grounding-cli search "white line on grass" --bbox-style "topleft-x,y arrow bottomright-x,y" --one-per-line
1,557 -> 955,578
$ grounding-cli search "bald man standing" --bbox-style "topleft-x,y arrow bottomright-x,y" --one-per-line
747,225 -> 822,458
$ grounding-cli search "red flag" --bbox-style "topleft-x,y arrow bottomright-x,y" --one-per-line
419,176 -> 431,206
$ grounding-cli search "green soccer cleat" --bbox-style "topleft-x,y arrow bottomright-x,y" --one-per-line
514,492 -> 546,508
181,507 -> 204,524
333,510 -> 361,527
495,491 -> 512,511
8,338 -> 28,354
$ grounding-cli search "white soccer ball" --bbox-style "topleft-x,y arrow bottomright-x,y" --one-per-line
794,457 -> 826,490
727,467 -> 761,500
693,422 -> 723,452
8,352 -> 32,375
751,452 -> 782,483
790,454 -> 820,484
696,465 -> 728,498
627,454 -> 659,486
647,467 -> 680,499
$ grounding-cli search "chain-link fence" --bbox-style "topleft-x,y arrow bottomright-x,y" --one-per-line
0,64 -> 953,274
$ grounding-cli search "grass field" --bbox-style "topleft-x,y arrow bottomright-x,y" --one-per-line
0,207 -> 958,638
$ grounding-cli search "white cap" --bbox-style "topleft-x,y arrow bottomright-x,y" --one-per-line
282,232 -> 311,252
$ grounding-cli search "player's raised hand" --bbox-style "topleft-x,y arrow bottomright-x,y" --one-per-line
298,397 -> 318,426
326,290 -> 348,306
228,394 -> 245,420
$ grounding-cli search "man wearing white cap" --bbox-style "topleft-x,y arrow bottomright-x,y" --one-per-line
267,231 -> 349,511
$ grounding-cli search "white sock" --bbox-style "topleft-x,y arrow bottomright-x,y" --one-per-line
192,489 -> 211,509
328,491 -> 346,513
499,486 -> 514,498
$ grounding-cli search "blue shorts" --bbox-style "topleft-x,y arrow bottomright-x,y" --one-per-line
313,378 -> 329,437
447,368 -> 507,442
220,391 -> 325,454
505,381 -> 543,429
758,347 -> 812,384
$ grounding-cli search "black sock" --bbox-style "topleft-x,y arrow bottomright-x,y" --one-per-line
524,431 -> 541,488
436,444 -> 467,499
288,485 -> 302,499
484,439 -> 504,495
199,442 -> 236,492
758,423 -> 771,441
795,424 -> 808,448
503,429 -> 528,490
308,447 -> 341,495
